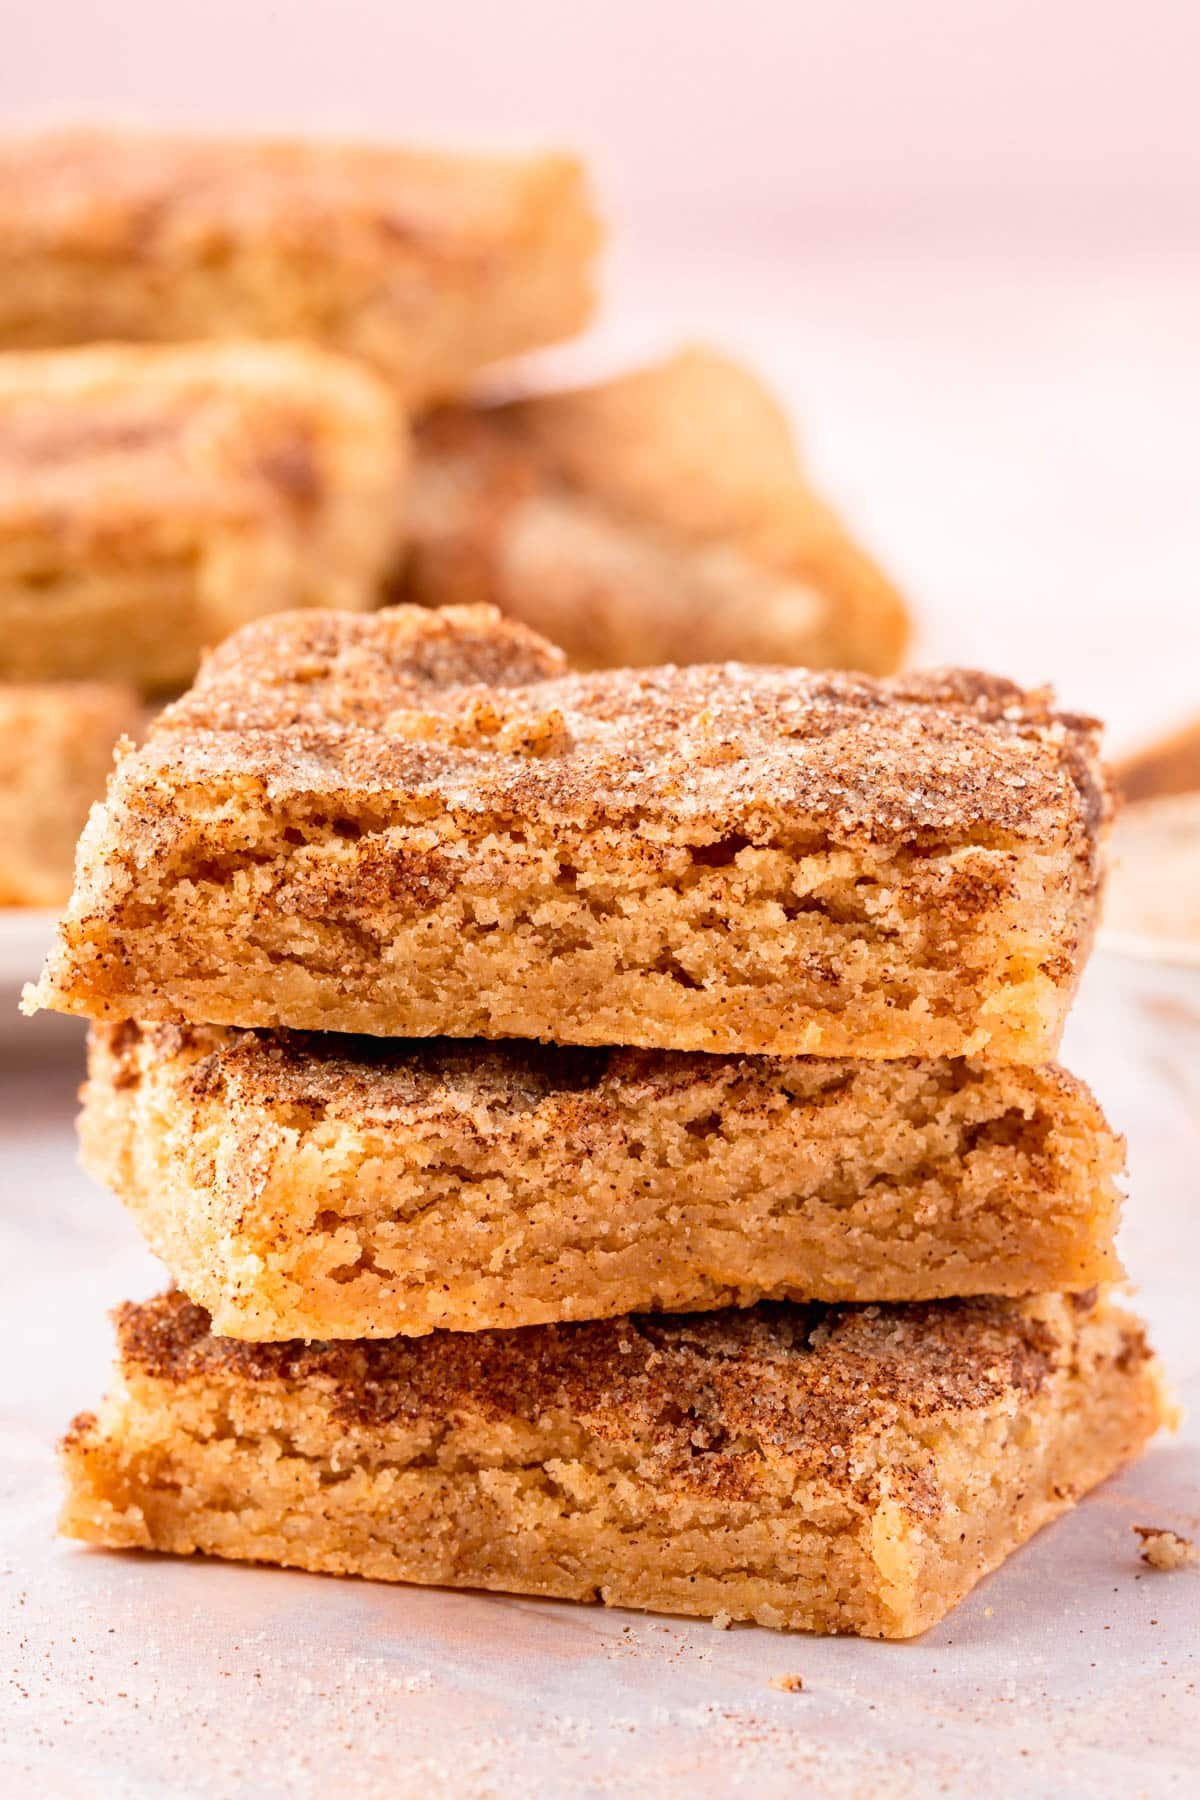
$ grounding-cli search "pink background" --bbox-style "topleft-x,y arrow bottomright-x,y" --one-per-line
6,0 -> 1199,743
4,1 -> 1200,255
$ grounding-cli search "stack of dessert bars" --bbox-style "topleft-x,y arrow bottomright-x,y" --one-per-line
31,604 -> 1169,1640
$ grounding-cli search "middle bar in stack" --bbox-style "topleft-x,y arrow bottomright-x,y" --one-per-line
81,1025 -> 1123,1338
41,605 -> 1161,1636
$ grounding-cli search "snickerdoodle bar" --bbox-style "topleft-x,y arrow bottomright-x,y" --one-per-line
0,341 -> 404,691
0,130 -> 600,405
82,1022 -> 1124,1338
60,1288 -> 1168,1638
28,606 -> 1109,1059
1116,715 -> 1200,804
397,349 -> 909,673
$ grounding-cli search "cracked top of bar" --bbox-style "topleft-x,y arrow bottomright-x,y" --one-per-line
138,605 -> 1106,844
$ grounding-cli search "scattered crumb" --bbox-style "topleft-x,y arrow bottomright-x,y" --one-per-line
769,1674 -> 805,1694
984,1607 -> 994,1618
711,1612 -> 732,1631
1134,1526 -> 1197,1571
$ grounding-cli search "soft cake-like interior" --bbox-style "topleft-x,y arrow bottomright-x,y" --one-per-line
83,1024 -> 1124,1337
34,777 -> 1097,1059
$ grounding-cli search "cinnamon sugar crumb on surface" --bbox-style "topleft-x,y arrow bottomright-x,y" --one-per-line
1134,1526 -> 1198,1571
769,1673 -> 805,1693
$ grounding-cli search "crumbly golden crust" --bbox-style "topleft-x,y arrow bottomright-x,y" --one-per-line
0,131 -> 601,404
82,1020 -> 1125,1337
60,1288 -> 1169,1636
0,341 -> 406,691
398,350 -> 910,674
28,607 -> 1110,1058
0,682 -> 141,906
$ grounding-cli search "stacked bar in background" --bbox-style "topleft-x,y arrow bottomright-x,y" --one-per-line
31,604 -> 1169,1638
0,340 -> 405,690
395,347 -> 911,674
0,128 -> 917,916
0,337 -> 405,904
0,131 -> 601,408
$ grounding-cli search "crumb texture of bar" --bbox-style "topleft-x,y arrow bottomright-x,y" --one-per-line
83,1022 -> 1125,1338
0,341 -> 406,690
0,683 -> 140,906
397,349 -> 909,675
29,606 -> 1110,1060
60,1289 -> 1167,1638
0,131 -> 601,403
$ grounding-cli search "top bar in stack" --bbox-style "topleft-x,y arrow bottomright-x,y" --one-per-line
0,130 -> 601,405
28,606 -> 1109,1061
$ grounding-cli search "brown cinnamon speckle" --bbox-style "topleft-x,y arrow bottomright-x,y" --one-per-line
139,606 -> 1110,847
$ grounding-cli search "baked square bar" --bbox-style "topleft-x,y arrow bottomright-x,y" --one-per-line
28,606 -> 1110,1059
60,1288 -> 1168,1638
0,683 -> 140,907
83,1022 -> 1125,1338
397,349 -> 909,674
0,130 -> 600,405
0,341 -> 404,692
1116,715 -> 1200,805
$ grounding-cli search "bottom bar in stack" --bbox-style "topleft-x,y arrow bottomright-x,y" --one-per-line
62,1288 -> 1168,1639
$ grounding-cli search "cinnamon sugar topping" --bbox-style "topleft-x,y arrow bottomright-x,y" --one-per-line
115,1289 -> 1063,1506
147,606 -> 1108,846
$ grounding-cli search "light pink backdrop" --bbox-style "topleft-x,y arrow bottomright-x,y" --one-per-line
2,2 -> 1198,736
3,0 -> 1199,254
